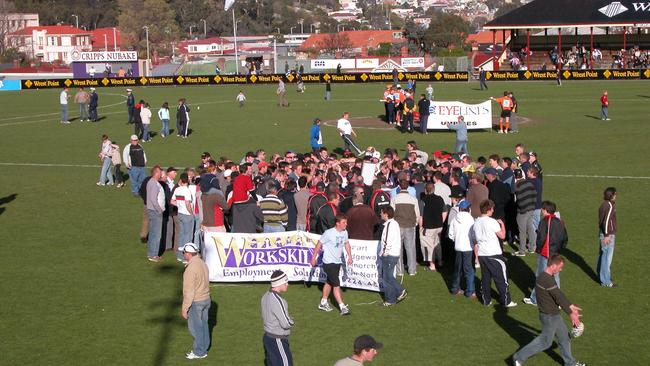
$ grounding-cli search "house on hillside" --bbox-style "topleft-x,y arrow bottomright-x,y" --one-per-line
7,25 -> 92,64
299,30 -> 405,57
0,13 -> 39,34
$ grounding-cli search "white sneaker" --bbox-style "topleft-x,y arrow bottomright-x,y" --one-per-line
498,130 -> 504,134
340,304 -> 351,316
523,298 -> 537,306
505,301 -> 518,308
96,182 -> 105,186
185,351 -> 207,359
397,289 -> 408,302
318,302 -> 333,312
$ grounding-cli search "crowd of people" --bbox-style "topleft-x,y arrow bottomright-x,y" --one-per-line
132,135 -> 609,364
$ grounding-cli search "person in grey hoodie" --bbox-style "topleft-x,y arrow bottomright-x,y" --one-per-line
261,270 -> 294,366
448,115 -> 469,154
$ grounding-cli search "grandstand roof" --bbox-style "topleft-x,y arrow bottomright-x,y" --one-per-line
9,25 -> 90,36
485,0 -> 650,30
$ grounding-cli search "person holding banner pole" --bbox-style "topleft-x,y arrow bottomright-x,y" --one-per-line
310,214 -> 353,316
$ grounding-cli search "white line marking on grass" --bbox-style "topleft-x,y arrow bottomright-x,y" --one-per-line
0,100 -> 126,123
0,110 -> 124,127
545,174 -> 650,180
1,163 -> 649,181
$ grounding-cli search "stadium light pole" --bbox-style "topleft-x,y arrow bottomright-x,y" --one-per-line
71,14 -> 79,28
113,27 -> 117,51
189,25 -> 195,38
299,20 -> 304,34
290,26 -> 296,35
104,34 -> 108,52
200,19 -> 207,38
143,26 -> 150,62
233,9 -> 239,74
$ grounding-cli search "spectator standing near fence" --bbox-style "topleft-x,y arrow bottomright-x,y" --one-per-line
180,243 -> 211,360
600,90 -> 610,120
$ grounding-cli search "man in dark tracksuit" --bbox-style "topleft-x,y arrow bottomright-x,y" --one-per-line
524,200 -> 568,306
89,88 -> 99,122
417,94 -> 430,134
513,255 -> 585,366
307,184 -> 327,233
177,98 -> 190,137
126,89 -> 135,124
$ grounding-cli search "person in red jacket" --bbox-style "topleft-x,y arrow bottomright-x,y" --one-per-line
600,90 -> 610,120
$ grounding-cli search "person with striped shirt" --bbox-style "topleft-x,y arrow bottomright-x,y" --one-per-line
261,270 -> 294,366
259,181 -> 289,233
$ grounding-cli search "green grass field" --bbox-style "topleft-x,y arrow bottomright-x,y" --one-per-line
0,80 -> 648,365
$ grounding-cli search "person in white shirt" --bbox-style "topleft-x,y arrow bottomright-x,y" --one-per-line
140,102 -> 152,142
60,86 -> 69,123
473,199 -> 516,307
448,200 -> 476,298
337,112 -> 362,155
172,173 -> 195,262
236,91 -> 246,107
379,206 -> 407,306
97,134 -> 114,186
158,102 -> 170,137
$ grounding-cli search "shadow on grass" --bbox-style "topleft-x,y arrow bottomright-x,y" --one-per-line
637,95 -> 650,99
584,115 -> 602,120
0,193 -> 18,217
563,247 -> 600,284
492,306 -> 564,365
148,262 -> 219,364
506,253 -> 536,298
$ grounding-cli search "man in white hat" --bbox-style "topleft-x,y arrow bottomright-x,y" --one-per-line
179,242 -> 211,360
261,270 -> 294,366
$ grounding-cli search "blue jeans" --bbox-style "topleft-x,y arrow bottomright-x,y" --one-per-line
128,167 -> 146,195
450,250 -> 475,296
601,106 -> 608,119
193,215 -> 202,249
147,209 -> 162,257
61,104 -> 68,122
455,140 -> 469,154
399,226 -> 416,275
142,124 -> 150,141
98,157 -> 114,184
160,119 -> 170,137
188,299 -> 211,357
178,213 -> 194,258
530,255 -> 560,304
264,224 -> 286,233
597,233 -> 615,286
419,114 -> 429,133
381,255 -> 404,303
531,209 -> 541,231
513,313 -> 576,366
79,103 -> 89,120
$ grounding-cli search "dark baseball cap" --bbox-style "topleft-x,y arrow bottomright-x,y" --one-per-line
449,185 -> 465,198
354,335 -> 383,351
484,167 -> 498,176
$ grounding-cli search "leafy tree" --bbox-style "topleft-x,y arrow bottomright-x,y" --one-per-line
318,33 -> 352,55
423,11 -> 470,55
118,0 -> 179,57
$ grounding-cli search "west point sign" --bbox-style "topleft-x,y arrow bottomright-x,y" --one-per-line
71,51 -> 138,62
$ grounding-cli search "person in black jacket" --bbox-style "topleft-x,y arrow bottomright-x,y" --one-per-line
417,94 -> 430,134
524,201 -> 568,306
89,88 -> 99,122
315,192 -> 340,234
133,100 -> 144,139
278,180 -> 298,231
126,88 -> 135,124
307,183 -> 327,233
177,98 -> 190,138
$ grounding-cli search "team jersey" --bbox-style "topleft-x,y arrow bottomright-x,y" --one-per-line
495,96 -> 513,110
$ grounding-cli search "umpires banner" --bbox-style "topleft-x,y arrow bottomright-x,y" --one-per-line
428,100 -> 492,130
203,231 -> 381,292
485,69 -> 650,81
20,71 -> 470,89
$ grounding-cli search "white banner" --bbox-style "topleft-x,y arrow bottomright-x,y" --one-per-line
203,231 -> 381,292
356,58 -> 379,69
310,59 -> 355,70
427,100 -> 492,130
401,57 -> 425,68
71,51 -> 138,62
